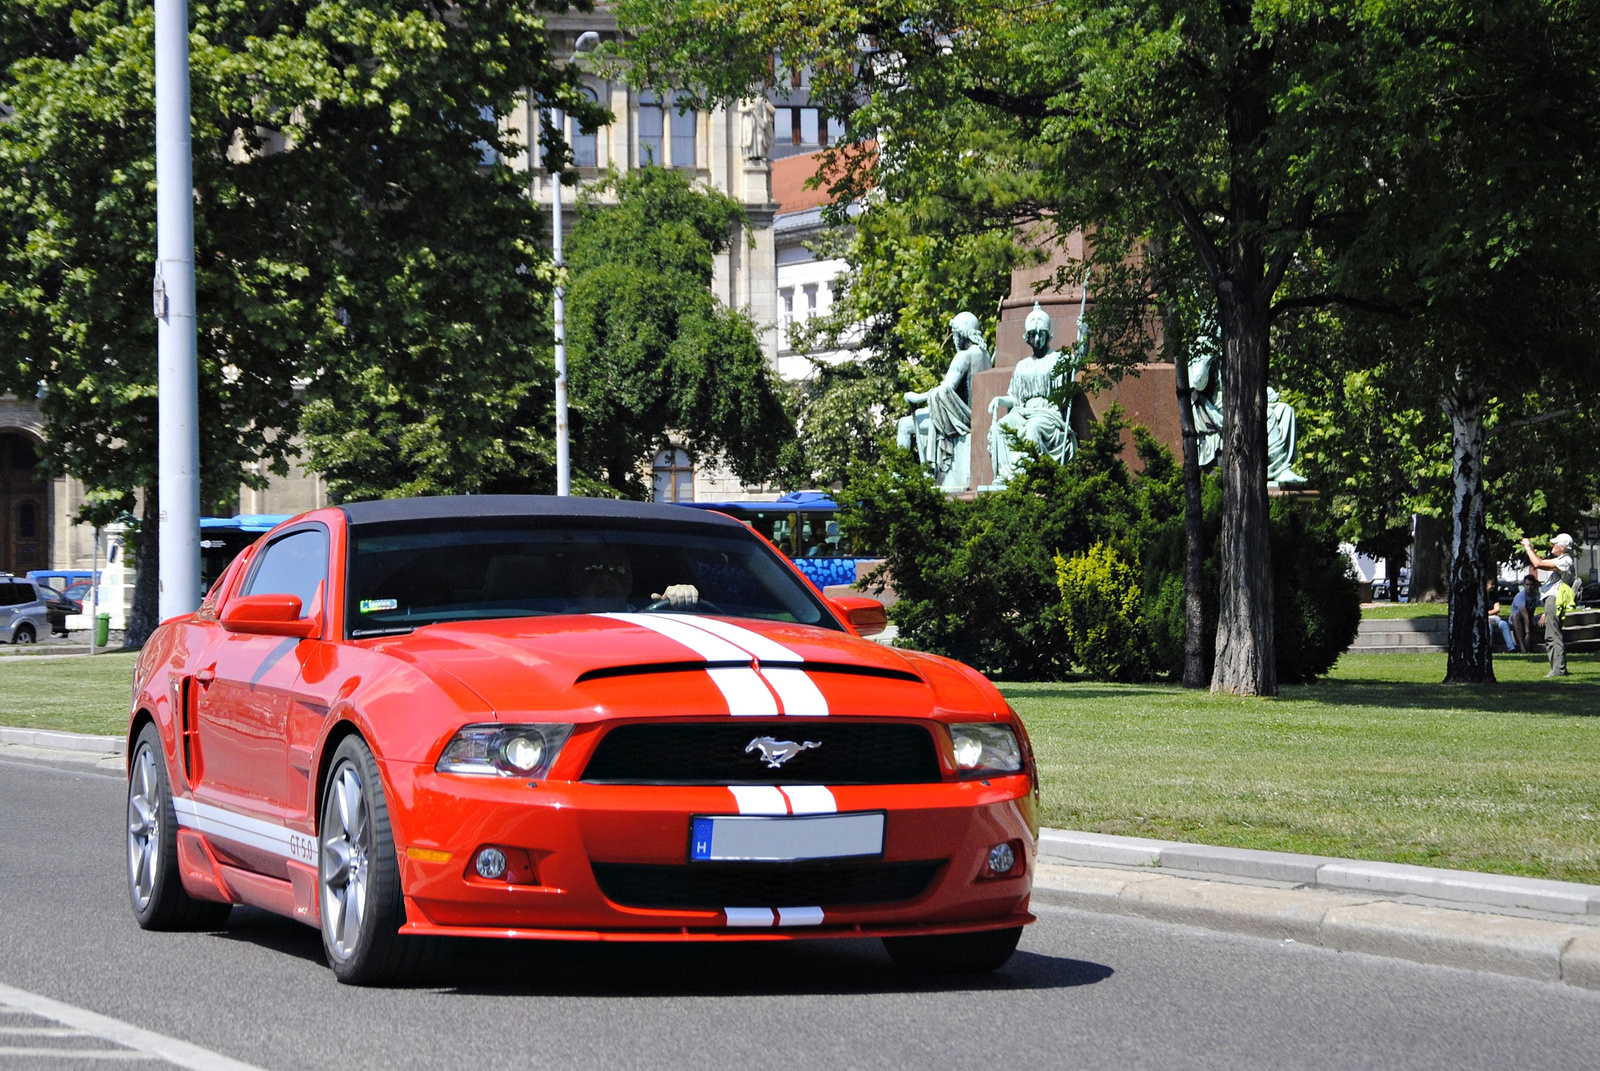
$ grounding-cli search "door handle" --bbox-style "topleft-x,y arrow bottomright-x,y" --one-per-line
194,665 -> 216,686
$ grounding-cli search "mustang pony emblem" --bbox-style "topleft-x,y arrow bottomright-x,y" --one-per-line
745,736 -> 822,768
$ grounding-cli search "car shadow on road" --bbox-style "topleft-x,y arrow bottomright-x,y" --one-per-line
209,909 -> 1113,996
434,937 -> 1112,998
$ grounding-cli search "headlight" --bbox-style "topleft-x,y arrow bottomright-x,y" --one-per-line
948,723 -> 1023,775
436,724 -> 574,778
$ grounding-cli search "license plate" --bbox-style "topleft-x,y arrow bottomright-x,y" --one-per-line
689,812 -> 886,862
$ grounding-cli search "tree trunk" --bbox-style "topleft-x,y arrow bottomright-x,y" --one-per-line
1410,514 -> 1449,603
1210,285 -> 1276,696
1153,242 -> 1209,688
1443,380 -> 1494,683
124,490 -> 160,649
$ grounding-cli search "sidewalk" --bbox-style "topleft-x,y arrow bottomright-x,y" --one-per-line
5,726 -> 1599,990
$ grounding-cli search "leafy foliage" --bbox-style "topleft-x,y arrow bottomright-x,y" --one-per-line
841,407 -> 1180,679
1056,542 -> 1148,683
565,167 -> 792,496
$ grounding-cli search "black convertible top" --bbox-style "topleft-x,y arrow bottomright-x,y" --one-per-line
338,495 -> 747,531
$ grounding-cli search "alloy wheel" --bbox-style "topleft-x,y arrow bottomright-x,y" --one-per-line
127,744 -> 160,911
321,763 -> 371,959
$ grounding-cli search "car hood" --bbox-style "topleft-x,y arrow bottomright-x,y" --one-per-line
359,612 -> 1002,721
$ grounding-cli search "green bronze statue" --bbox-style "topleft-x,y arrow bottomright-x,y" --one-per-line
985,302 -> 1076,488
897,312 -> 992,491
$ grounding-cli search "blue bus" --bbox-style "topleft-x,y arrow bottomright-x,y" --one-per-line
673,491 -> 869,590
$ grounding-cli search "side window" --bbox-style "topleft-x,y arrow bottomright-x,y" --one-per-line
244,529 -> 329,619
0,583 -> 22,607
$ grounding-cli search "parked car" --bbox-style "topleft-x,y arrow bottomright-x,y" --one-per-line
0,576 -> 51,644
27,569 -> 95,596
43,580 -> 94,636
126,497 -> 1038,985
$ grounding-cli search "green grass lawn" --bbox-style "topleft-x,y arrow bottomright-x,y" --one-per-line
3,647 -> 1597,884
1005,651 -> 1600,883
1361,602 -> 1449,619
0,653 -> 139,736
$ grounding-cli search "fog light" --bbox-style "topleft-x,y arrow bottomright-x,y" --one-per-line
475,847 -> 507,879
987,842 -> 1017,875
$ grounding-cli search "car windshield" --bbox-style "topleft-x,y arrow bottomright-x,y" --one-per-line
345,518 -> 839,637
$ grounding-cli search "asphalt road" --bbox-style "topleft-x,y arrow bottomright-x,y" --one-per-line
3,755 -> 1599,1071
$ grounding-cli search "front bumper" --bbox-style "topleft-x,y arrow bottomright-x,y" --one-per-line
387,764 -> 1038,941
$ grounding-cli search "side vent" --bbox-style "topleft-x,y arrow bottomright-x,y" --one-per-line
180,676 -> 202,784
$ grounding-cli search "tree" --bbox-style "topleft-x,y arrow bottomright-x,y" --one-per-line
614,0 -> 1426,695
0,0 -> 602,640
1283,0 -> 1600,681
564,167 -> 793,497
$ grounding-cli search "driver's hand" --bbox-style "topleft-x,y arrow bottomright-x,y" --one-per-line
652,584 -> 700,608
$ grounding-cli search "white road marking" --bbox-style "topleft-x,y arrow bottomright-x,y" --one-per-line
0,1026 -> 90,1037
0,1049 -> 151,1061
776,906 -> 825,927
779,786 -> 837,814
0,983 -> 266,1070
728,786 -> 788,815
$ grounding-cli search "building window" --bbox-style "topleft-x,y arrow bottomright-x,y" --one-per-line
572,87 -> 600,168
638,90 -> 664,165
776,107 -> 830,147
803,284 -> 818,319
775,108 -> 794,146
652,448 -> 694,503
671,95 -> 697,169
780,288 -> 794,332
475,105 -> 499,165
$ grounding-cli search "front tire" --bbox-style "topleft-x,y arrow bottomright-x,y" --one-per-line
318,736 -> 433,985
127,725 -> 232,930
882,926 -> 1023,974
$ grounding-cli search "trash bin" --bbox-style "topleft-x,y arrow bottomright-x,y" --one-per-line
95,613 -> 110,648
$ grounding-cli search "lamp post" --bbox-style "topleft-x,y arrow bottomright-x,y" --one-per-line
540,31 -> 600,497
154,0 -> 200,618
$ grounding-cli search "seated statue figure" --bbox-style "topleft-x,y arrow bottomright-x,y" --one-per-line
1187,344 -> 1306,486
1188,348 -> 1225,468
896,311 -> 991,491
1267,387 -> 1306,486
986,302 -> 1075,488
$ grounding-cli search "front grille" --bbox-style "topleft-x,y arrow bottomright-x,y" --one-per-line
592,861 -> 945,909
580,721 -> 942,785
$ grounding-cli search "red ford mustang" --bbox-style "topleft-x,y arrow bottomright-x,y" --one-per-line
125,497 -> 1037,984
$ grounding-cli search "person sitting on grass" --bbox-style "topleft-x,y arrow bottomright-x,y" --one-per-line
1511,575 -> 1540,654
1487,578 -> 1516,653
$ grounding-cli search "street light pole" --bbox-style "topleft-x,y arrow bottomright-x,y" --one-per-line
154,0 -> 200,619
550,114 -> 571,497
541,31 -> 599,498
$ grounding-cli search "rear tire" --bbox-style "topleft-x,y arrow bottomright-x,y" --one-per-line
13,624 -> 34,644
318,736 -> 435,985
127,724 -> 233,931
882,926 -> 1023,974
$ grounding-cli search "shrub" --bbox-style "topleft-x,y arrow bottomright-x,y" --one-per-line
841,406 -> 1180,679
1056,542 -> 1149,682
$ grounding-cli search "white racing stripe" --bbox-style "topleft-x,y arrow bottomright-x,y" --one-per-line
728,786 -> 789,815
0,983 -> 267,1070
650,614 -> 831,717
171,797 -> 294,860
601,613 -> 779,716
777,906 -> 825,927
724,907 -> 775,927
779,786 -> 837,814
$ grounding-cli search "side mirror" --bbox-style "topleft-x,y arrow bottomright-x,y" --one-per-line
220,594 -> 319,638
829,596 -> 888,638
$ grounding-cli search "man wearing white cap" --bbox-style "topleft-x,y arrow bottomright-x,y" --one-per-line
1523,533 -> 1577,677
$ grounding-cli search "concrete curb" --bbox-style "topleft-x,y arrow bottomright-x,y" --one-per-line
1038,829 -> 1600,916
0,726 -> 124,755
1032,862 -> 1600,990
